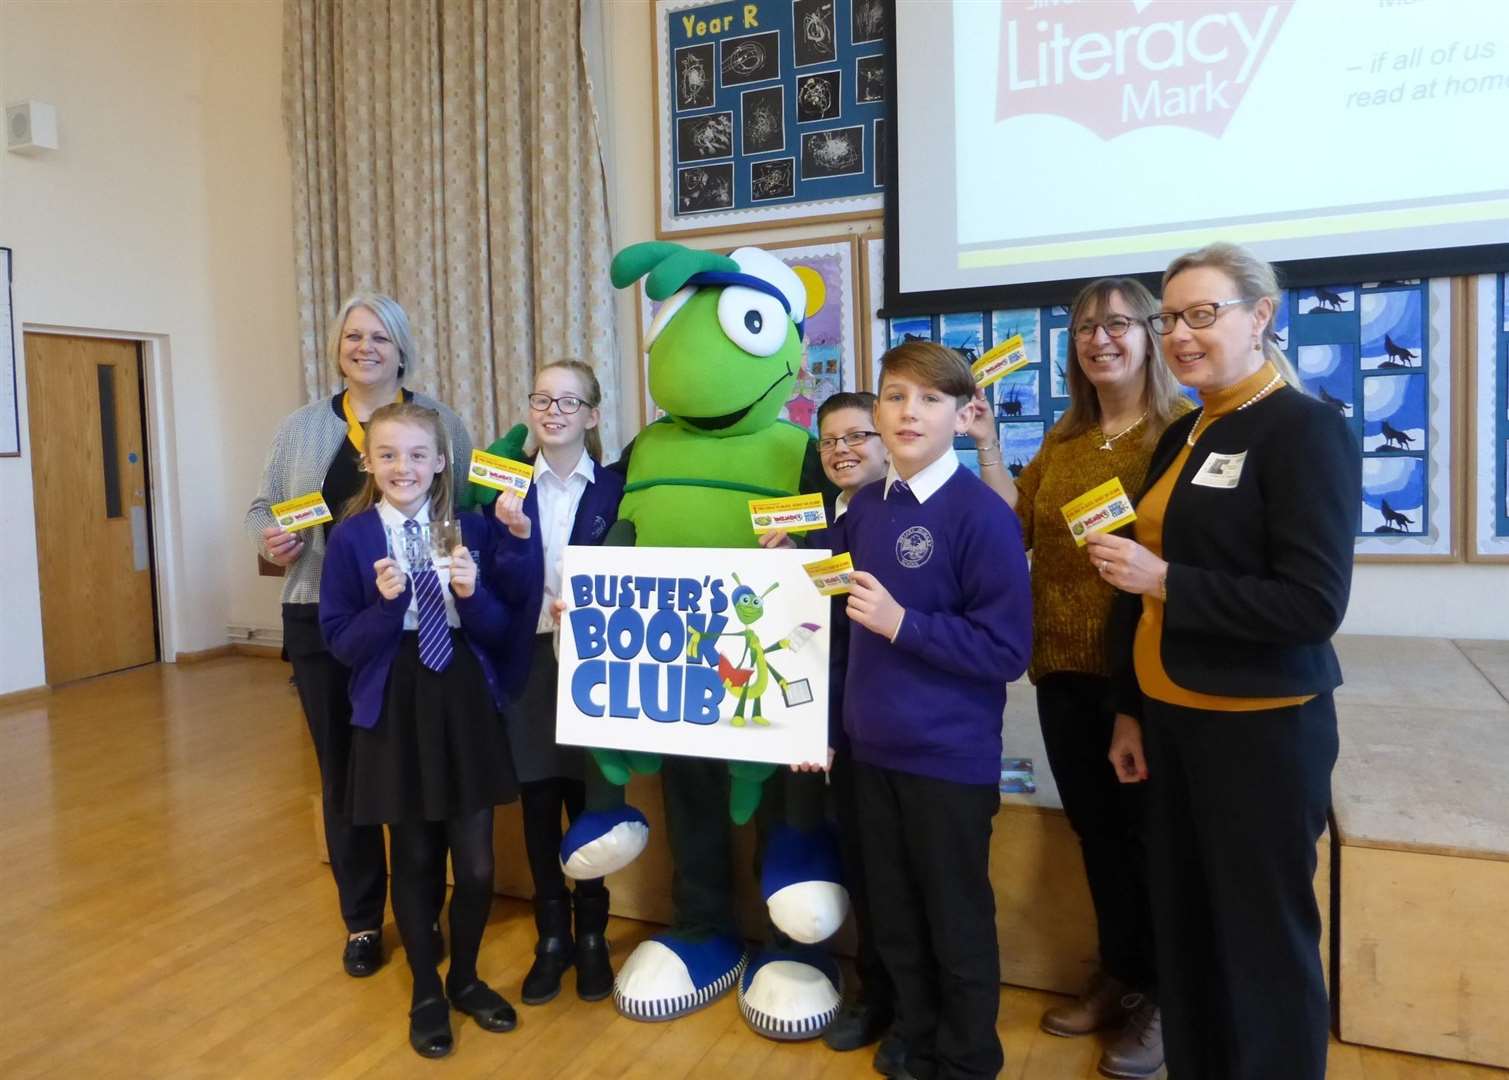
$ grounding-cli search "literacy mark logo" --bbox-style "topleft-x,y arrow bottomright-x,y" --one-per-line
995,0 -> 1293,140
896,526 -> 935,569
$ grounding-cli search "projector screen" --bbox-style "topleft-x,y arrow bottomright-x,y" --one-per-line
887,0 -> 1509,312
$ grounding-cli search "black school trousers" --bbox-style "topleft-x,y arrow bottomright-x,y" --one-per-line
1141,692 -> 1337,1080
854,761 -> 1002,1080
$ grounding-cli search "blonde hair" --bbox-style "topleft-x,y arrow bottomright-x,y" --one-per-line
328,292 -> 416,383
879,341 -> 975,404
1161,243 -> 1304,392
527,360 -> 605,462
340,402 -> 453,521
1057,277 -> 1188,446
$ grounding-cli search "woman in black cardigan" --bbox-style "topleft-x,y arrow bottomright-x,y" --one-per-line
1085,243 -> 1360,1080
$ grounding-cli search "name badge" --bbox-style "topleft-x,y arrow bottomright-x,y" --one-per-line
271,491 -> 333,532
1060,476 -> 1137,546
1191,451 -> 1248,489
802,552 -> 854,596
971,334 -> 1030,389
749,492 -> 827,534
468,449 -> 533,497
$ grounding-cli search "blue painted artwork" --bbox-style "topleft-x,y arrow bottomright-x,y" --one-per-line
1272,292 -> 1290,351
889,316 -> 931,347
939,312 -> 984,362
991,309 -> 1042,364
998,421 -> 1044,476
1360,291 -> 1423,370
1362,373 -> 1426,453
992,368 -> 1040,420
1048,327 -> 1070,398
1297,344 -> 1354,418
1362,456 -> 1424,535
956,447 -> 980,478
1297,285 -> 1355,315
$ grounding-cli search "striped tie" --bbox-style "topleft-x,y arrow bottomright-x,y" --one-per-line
405,519 -> 453,672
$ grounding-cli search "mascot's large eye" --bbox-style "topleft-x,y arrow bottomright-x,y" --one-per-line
717,286 -> 788,357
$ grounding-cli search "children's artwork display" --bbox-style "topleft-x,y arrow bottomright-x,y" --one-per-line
864,258 -> 1458,559
656,0 -> 885,236
1468,274 -> 1509,561
556,546 -> 831,765
635,236 -> 862,431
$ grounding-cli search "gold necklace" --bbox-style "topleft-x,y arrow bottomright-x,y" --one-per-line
1185,372 -> 1284,447
1093,410 -> 1148,451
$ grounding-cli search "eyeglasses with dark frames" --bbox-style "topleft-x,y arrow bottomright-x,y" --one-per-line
528,393 -> 588,415
817,430 -> 880,453
1150,298 -> 1252,335
1072,315 -> 1139,340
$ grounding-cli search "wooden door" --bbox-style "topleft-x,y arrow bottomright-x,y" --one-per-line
25,334 -> 158,683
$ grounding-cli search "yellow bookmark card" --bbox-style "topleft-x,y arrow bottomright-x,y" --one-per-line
1060,477 -> 1137,546
803,552 -> 854,596
468,449 -> 533,497
749,492 -> 827,534
271,491 -> 334,533
971,334 -> 1030,389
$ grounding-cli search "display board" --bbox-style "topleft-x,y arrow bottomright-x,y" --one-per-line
1468,274 -> 1509,561
655,0 -> 886,236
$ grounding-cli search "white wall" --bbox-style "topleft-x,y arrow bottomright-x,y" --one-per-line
0,0 -> 297,691
593,0 -> 1506,642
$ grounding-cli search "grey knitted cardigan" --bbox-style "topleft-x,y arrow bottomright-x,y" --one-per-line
245,391 -> 474,605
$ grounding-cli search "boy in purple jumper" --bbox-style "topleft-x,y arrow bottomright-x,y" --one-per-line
831,342 -> 1031,1079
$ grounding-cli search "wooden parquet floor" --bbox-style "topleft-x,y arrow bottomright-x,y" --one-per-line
1,657 -> 1503,1079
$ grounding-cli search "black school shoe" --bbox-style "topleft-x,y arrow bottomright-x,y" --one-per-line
408,997 -> 453,1059
823,999 -> 894,1051
449,980 -> 518,1033
873,1032 -> 908,1077
342,930 -> 382,978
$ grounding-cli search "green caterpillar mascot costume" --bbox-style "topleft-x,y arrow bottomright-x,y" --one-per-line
558,242 -> 850,1038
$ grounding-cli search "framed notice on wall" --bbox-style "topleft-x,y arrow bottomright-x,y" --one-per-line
1468,274 -> 1509,562
654,0 -> 887,237
0,248 -> 18,457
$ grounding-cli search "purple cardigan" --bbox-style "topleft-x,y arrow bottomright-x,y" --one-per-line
319,507 -> 542,729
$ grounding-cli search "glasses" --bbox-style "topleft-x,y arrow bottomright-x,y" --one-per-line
1072,315 -> 1138,340
1150,298 -> 1251,335
528,393 -> 588,414
818,430 -> 879,453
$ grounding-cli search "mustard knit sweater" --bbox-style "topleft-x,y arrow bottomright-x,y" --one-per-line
1013,400 -> 1193,684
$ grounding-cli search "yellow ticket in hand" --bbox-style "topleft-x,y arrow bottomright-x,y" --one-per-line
468,449 -> 533,497
749,492 -> 827,534
1061,476 -> 1137,546
971,334 -> 1030,389
803,552 -> 854,596
270,491 -> 333,532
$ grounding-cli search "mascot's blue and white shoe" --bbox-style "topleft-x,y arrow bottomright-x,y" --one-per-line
561,806 -> 650,880
737,945 -> 843,1040
761,824 -> 849,944
613,933 -> 747,1021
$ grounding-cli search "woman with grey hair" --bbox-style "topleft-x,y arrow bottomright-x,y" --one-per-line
246,293 -> 473,977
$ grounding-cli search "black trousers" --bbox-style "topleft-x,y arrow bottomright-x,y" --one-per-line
520,777 -> 605,904
661,755 -> 738,938
854,761 -> 1002,1080
1036,672 -> 1156,993
830,748 -> 894,1012
1142,693 -> 1336,1080
285,605 -> 387,934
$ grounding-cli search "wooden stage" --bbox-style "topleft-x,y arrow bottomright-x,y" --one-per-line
1,656 -> 1503,1078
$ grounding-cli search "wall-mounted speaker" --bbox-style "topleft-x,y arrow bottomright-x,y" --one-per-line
6,100 -> 59,154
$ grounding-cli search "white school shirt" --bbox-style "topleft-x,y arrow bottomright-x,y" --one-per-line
377,498 -> 461,630
535,449 -> 596,634
882,448 -> 959,505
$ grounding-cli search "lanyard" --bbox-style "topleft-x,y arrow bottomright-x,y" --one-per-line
342,389 -> 403,453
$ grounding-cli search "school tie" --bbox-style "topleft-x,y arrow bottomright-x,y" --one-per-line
405,519 -> 453,673
887,479 -> 912,503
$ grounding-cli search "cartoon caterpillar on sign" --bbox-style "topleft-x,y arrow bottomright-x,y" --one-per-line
685,574 -> 820,726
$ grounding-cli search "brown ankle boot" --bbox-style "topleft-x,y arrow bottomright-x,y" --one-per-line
1097,993 -> 1163,1079
1040,971 -> 1132,1036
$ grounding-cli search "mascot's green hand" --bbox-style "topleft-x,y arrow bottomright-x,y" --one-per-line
590,748 -> 662,787
727,761 -> 777,825
460,423 -> 529,510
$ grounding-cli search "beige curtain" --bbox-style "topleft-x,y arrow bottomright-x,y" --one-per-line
283,0 -> 620,451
